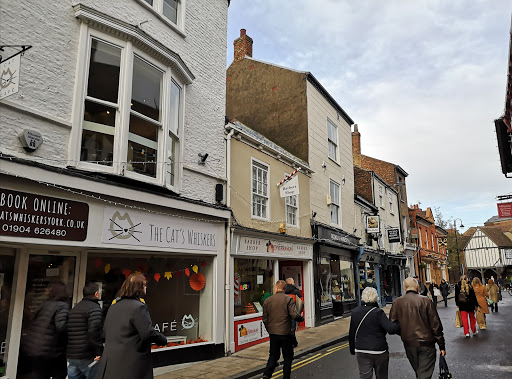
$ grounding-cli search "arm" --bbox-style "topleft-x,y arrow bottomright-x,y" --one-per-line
55,303 -> 69,334
389,302 -> 397,323
88,306 -> 104,356
427,300 -> 445,351
454,285 -> 460,307
287,297 -> 303,322
133,305 -> 167,346
379,310 -> 400,335
262,299 -> 269,330
348,316 -> 357,355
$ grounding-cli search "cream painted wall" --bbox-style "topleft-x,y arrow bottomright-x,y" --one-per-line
306,81 -> 355,233
230,138 -> 312,238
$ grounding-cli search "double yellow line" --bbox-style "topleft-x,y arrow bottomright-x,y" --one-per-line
266,342 -> 349,378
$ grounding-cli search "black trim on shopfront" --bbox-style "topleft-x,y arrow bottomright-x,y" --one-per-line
152,343 -> 224,367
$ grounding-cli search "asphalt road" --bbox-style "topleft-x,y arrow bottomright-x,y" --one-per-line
253,294 -> 512,378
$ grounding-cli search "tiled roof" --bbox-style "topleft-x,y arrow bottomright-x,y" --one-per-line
480,227 -> 512,247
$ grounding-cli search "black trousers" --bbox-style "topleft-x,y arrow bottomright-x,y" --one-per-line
356,351 -> 390,379
442,295 -> 448,307
263,334 -> 294,379
490,302 -> 499,312
404,345 -> 437,379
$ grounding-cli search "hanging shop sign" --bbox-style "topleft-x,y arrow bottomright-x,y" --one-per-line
497,202 -> 512,218
0,187 -> 89,241
0,55 -> 20,100
280,176 -> 299,198
366,215 -> 380,233
101,206 -> 219,251
237,319 -> 269,346
387,228 -> 401,243
236,235 -> 313,259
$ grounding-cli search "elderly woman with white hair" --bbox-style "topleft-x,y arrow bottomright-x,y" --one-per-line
349,287 -> 400,379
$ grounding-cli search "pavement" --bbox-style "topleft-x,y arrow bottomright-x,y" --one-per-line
154,305 -> 390,379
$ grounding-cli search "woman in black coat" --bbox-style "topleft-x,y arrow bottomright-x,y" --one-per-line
455,275 -> 478,337
439,279 -> 450,307
95,273 -> 167,379
428,282 -> 439,307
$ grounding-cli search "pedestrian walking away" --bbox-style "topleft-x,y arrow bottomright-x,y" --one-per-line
455,275 -> 478,337
428,282 -> 439,308
95,273 -> 167,379
389,277 -> 446,379
349,287 -> 400,379
414,275 -> 428,297
439,279 -> 450,307
66,281 -> 103,379
284,277 -> 303,347
472,277 -> 489,330
486,278 -> 500,312
262,280 -> 304,379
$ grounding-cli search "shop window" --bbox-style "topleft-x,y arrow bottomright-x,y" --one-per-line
319,257 -> 332,305
86,254 -> 213,348
0,251 -> 15,376
234,258 -> 274,317
339,261 -> 355,301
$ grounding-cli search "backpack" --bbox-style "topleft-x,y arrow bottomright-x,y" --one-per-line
458,291 -> 468,304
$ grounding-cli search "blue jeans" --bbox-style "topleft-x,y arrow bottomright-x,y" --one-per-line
67,358 -> 94,379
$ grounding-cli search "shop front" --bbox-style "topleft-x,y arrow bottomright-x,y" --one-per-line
229,229 -> 314,352
0,180 -> 228,378
357,249 -> 385,306
382,254 -> 407,303
313,224 -> 359,325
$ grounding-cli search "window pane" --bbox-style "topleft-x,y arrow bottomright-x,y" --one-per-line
131,56 -> 162,121
166,134 -> 176,186
87,39 -> 121,103
331,204 -> 339,224
328,141 -> 336,160
327,121 -> 337,143
163,0 -> 178,24
234,259 -> 274,317
127,114 -> 159,177
143,0 -> 153,5
170,81 -> 181,135
81,100 -> 115,165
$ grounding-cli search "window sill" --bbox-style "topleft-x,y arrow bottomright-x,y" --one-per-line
251,216 -> 271,222
135,0 -> 186,38
328,156 -> 341,167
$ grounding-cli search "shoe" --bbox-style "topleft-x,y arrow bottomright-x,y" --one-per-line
465,334 -> 470,338
473,330 -> 478,335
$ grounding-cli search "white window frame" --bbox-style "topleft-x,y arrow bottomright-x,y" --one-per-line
327,119 -> 338,162
388,192 -> 393,213
284,173 -> 299,228
137,0 -> 186,34
251,158 -> 270,221
426,263 -> 432,282
71,28 -> 185,193
329,179 -> 340,225
378,185 -> 384,207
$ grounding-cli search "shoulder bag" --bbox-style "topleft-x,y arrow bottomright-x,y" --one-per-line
355,307 -> 376,343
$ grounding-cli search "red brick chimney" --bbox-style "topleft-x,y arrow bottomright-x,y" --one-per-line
352,124 -> 361,166
234,29 -> 253,62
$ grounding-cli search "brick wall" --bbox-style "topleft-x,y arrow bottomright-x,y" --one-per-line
354,166 -> 373,204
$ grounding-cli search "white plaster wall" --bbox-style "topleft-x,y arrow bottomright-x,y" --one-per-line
306,81 -> 355,233
0,0 -> 228,203
465,229 -> 500,268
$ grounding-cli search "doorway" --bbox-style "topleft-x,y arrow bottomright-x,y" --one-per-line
279,260 -> 305,330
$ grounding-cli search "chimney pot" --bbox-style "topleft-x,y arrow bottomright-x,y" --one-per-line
240,29 -> 246,37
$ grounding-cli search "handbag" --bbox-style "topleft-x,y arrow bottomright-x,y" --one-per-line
486,298 -> 494,306
438,354 -> 453,379
434,288 -> 441,297
454,309 -> 462,328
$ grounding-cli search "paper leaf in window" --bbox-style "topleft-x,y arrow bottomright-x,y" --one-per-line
105,264 -> 111,274
192,265 -> 198,274
122,269 -> 132,278
200,261 -> 207,268
95,258 -> 103,268
189,273 -> 206,291
154,273 -> 161,282
164,271 -> 172,280
185,268 -> 190,277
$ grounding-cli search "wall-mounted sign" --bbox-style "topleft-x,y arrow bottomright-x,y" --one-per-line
280,176 -> 299,198
236,236 -> 313,259
0,55 -> 20,100
387,228 -> 401,243
317,226 -> 360,246
0,188 -> 89,241
366,215 -> 380,233
236,319 -> 269,346
497,202 -> 512,218
102,206 -> 219,251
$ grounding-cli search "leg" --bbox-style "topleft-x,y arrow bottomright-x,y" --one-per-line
495,302 -> 498,312
263,335 -> 281,379
443,296 -> 448,307
415,346 -> 436,379
67,360 -> 85,379
281,336 -> 294,379
404,346 -> 419,374
433,297 -> 437,308
460,311 -> 469,335
468,311 -> 477,333
356,353 -> 375,379
373,351 -> 390,379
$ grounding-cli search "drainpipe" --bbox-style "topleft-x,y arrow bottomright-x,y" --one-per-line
224,128 -> 235,355
356,246 -> 364,305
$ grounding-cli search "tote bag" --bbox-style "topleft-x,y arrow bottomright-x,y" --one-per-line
454,309 -> 462,328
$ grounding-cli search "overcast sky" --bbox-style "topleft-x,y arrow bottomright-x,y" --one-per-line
227,0 -> 511,230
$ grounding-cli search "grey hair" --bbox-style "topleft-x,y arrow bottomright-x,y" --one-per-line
361,287 -> 379,303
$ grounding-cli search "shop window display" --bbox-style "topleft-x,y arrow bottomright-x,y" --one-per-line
86,254 -> 213,349
339,261 -> 355,301
319,257 -> 332,305
234,259 -> 274,317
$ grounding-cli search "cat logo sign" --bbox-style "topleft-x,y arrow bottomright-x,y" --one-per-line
108,211 -> 142,241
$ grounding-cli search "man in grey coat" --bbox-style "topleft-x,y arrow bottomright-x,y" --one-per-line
262,280 -> 304,379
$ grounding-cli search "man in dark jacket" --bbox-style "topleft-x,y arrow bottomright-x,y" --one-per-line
390,277 -> 446,379
414,275 -> 428,296
349,287 -> 400,378
262,280 -> 304,379
285,277 -> 303,347
67,282 -> 103,379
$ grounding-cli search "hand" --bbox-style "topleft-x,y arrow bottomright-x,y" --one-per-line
440,350 -> 446,356
94,356 -> 101,361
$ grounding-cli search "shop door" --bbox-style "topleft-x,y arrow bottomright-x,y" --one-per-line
279,261 -> 305,330
16,253 -> 78,379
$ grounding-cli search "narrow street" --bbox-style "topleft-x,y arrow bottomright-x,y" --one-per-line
252,295 -> 512,378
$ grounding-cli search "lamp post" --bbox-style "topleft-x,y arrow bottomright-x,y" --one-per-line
453,218 -> 464,280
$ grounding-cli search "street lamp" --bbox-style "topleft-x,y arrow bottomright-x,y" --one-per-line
453,218 -> 464,280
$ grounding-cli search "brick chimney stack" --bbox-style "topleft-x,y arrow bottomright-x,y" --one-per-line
352,124 -> 361,166
234,29 -> 253,62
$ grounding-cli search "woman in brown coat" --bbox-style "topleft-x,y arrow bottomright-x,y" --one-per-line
486,279 -> 500,312
472,277 -> 489,330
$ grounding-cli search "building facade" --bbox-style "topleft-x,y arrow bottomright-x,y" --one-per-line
0,0 -> 230,376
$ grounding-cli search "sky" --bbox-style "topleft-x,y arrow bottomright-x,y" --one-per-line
227,0 -> 512,231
